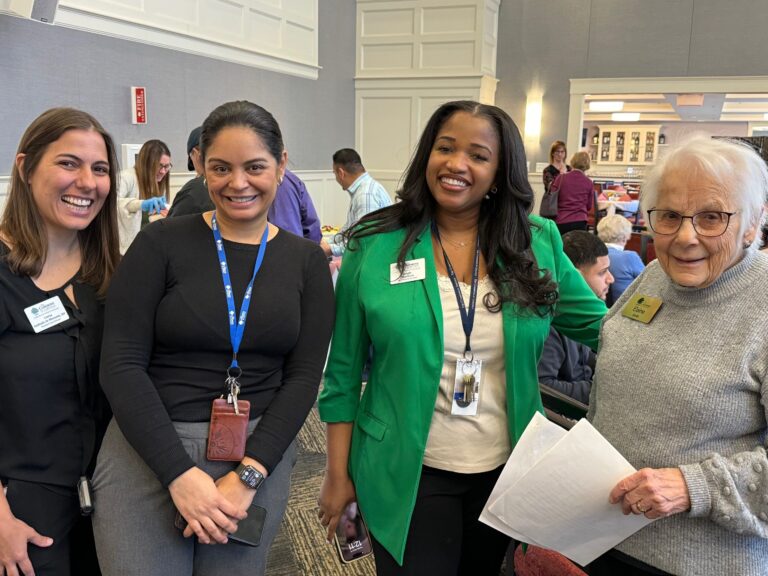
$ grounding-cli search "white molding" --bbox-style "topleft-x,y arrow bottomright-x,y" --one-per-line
55,2 -> 320,80
567,76 -> 768,157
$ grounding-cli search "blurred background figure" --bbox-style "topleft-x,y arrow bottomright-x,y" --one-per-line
597,214 -> 645,306
166,126 -> 210,218
538,231 -> 613,404
542,140 -> 571,196
117,139 -> 171,253
552,151 -> 594,235
0,107 -> 120,576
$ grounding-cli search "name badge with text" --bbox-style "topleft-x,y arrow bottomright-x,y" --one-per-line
621,294 -> 662,324
390,258 -> 426,285
24,295 -> 70,333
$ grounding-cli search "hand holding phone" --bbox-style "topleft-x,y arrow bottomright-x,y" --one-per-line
334,502 -> 372,564
175,504 -> 267,547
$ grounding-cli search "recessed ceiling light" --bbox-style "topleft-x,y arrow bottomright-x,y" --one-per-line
612,112 -> 640,121
589,101 -> 624,112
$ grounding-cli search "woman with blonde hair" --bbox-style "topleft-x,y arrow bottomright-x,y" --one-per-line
542,140 -> 570,194
0,107 -> 120,575
117,139 -> 171,253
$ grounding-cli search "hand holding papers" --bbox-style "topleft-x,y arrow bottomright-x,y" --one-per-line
480,413 -> 654,566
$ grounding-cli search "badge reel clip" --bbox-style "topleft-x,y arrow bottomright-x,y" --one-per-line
452,351 -> 481,416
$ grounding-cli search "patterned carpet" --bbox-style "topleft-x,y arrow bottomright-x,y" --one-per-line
265,406 -> 376,575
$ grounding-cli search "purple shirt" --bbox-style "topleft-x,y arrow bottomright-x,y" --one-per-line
268,170 -> 322,242
553,170 -> 594,224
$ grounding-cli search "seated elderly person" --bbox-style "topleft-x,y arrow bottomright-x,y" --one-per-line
537,231 -> 613,404
586,135 -> 768,576
597,214 -> 645,306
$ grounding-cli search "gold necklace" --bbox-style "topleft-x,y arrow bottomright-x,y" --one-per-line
436,227 -> 477,249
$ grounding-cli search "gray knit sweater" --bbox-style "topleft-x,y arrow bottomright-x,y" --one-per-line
589,249 -> 768,576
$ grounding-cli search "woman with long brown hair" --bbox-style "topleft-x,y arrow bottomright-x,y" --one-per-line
117,139 -> 171,253
0,107 -> 120,575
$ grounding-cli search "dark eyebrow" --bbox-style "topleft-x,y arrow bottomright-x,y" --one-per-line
55,153 -> 108,165
206,156 -> 270,165
435,136 -> 493,155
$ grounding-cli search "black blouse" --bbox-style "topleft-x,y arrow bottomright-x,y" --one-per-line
0,243 -> 109,488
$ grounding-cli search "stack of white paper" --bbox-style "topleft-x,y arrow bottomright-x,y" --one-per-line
480,413 -> 654,566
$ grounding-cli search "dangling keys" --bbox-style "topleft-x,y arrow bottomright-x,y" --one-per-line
225,365 -> 243,415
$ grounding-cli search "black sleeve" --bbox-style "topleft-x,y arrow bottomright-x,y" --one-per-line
99,227 -> 195,487
244,246 -> 335,472
537,328 -> 592,405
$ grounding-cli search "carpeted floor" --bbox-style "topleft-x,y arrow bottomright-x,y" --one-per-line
265,406 -> 376,575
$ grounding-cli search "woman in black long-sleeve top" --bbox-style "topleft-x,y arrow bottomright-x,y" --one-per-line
0,108 -> 120,576
93,101 -> 335,576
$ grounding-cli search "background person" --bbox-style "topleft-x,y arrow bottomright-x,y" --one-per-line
93,100 -> 335,576
552,151 -> 594,235
538,231 -> 613,404
166,126 -> 210,218
117,139 -> 171,253
321,148 -> 391,257
542,139 -> 571,195
0,107 -> 120,576
317,100 -> 606,575
587,136 -> 768,576
597,214 -> 645,306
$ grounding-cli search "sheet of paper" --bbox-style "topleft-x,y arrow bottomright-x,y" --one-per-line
485,417 -> 654,566
479,412 -> 566,543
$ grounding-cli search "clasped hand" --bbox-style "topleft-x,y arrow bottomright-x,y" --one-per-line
140,196 -> 167,215
610,467 -> 691,520
169,467 -> 252,545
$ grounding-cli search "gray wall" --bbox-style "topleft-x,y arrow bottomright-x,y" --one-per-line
496,0 -> 768,168
0,6 -> 355,174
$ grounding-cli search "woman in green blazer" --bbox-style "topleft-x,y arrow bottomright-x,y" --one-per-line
318,101 -> 606,574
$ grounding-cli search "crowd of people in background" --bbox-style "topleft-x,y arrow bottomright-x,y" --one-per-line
2,101 -> 768,576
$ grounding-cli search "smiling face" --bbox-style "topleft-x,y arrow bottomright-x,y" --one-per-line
426,111 -> 499,221
652,167 -> 755,288
204,125 -> 286,227
20,128 -> 111,238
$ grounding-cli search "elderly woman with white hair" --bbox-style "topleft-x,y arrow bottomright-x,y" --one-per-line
597,214 -> 645,306
586,135 -> 768,576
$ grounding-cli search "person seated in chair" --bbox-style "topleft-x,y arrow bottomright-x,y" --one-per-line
537,231 -> 613,403
597,214 -> 645,306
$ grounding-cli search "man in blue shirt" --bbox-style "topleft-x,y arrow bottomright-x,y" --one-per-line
321,148 -> 392,257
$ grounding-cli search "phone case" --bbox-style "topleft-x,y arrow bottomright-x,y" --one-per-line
174,504 -> 266,547
334,505 -> 373,564
207,398 -> 251,461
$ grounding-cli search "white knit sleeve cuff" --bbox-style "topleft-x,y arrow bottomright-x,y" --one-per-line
679,463 -> 712,518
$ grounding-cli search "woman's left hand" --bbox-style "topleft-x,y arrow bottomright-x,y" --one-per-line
610,467 -> 691,520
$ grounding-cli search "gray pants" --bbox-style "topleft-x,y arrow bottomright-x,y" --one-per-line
92,419 -> 296,576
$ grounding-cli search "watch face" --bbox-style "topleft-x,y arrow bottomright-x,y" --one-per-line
239,466 -> 263,489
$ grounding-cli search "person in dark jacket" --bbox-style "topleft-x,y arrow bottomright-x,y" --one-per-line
537,231 -> 613,403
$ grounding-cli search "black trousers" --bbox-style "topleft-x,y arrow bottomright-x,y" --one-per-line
557,220 -> 588,235
371,465 -> 511,576
585,549 -> 672,576
4,478 -> 101,576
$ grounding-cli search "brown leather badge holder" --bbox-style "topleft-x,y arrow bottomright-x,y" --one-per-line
207,398 -> 251,461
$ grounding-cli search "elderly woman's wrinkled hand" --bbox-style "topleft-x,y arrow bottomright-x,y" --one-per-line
610,467 -> 691,520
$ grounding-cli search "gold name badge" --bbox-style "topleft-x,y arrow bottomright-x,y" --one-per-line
621,294 -> 663,324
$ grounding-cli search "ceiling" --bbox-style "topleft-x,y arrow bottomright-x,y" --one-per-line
583,93 -> 768,124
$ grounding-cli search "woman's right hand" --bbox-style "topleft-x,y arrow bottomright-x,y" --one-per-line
317,472 -> 356,543
0,512 -> 53,576
168,467 -> 247,545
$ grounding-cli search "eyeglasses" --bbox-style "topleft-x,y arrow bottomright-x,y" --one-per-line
646,209 -> 736,237
159,163 -> 173,171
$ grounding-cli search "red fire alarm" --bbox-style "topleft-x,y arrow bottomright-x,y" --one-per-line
131,87 -> 147,125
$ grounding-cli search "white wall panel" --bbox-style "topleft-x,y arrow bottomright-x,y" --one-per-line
420,41 -> 475,69
362,8 -> 414,36
421,5 -> 476,34
56,0 -> 319,78
359,97 -> 414,171
361,43 -> 414,70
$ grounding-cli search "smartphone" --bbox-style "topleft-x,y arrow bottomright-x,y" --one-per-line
174,504 -> 267,547
334,502 -> 373,564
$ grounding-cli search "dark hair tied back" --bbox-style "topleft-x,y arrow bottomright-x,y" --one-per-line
344,100 -> 559,315
200,100 -> 284,164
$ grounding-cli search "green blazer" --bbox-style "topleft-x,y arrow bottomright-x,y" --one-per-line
318,216 -> 606,564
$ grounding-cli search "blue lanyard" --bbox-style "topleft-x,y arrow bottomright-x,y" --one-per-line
211,212 -> 269,370
432,222 -> 480,358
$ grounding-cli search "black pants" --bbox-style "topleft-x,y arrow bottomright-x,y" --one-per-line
371,465 -> 510,575
585,549 -> 672,576
4,478 -> 101,576
557,220 -> 588,235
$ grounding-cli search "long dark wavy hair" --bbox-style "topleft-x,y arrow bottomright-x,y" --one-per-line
345,100 -> 558,315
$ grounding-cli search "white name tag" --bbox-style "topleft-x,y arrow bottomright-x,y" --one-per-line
24,295 -> 70,333
390,258 -> 426,285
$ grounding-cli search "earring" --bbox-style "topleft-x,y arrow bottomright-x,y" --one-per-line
484,194 -> 490,200
203,178 -> 207,187
278,176 -> 284,185
490,185 -> 498,194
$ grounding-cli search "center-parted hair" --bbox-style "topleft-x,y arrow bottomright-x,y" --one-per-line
561,230 -> 608,269
345,100 -> 558,315
200,100 -> 284,165
134,139 -> 171,201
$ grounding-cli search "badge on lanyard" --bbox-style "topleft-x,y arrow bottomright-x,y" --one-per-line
432,222 -> 483,418
24,295 -> 69,333
206,212 -> 268,462
621,294 -> 662,324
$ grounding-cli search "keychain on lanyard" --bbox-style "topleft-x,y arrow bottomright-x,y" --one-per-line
432,222 -> 481,411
